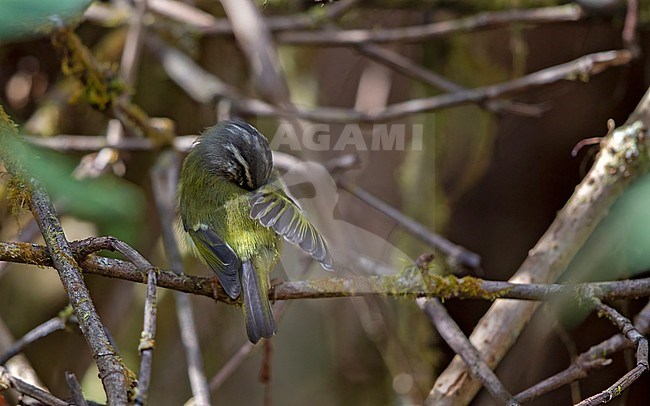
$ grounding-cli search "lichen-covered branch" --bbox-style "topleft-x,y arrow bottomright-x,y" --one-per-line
0,108 -> 131,404
4,239 -> 650,303
50,28 -> 174,144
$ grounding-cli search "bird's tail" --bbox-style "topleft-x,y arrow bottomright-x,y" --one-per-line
241,260 -> 277,343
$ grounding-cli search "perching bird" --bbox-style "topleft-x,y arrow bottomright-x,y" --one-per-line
179,120 -> 332,343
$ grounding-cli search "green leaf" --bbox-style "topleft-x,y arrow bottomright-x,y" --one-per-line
0,0 -> 93,42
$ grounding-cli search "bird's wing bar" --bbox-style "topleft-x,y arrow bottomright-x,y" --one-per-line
189,227 -> 242,298
250,184 -> 333,271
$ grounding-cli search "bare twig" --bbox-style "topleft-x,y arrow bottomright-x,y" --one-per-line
145,36 -> 631,123
24,133 -> 196,152
418,298 -> 516,405
0,309 -> 75,365
220,0 -> 290,106
87,0 -> 358,35
65,372 -> 88,406
277,5 -> 584,46
151,151 -> 211,406
209,342 -> 255,392
0,109 -> 130,404
0,367 -> 68,406
120,0 -> 148,87
338,177 -> 480,268
0,316 -> 48,405
514,300 -> 650,402
514,358 -> 610,403
134,268 -> 157,406
207,302 -> 289,395
574,298 -> 648,405
341,27 -> 544,117
429,90 -> 650,404
623,0 -> 639,54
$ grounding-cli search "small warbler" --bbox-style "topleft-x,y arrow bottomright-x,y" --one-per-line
180,120 -> 332,343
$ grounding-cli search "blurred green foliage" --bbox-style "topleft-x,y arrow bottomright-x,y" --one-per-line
0,0 -> 93,42
0,108 -> 144,245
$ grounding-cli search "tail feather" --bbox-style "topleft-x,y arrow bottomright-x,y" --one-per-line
241,260 -> 277,343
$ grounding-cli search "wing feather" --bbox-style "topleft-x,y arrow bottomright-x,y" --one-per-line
189,227 -> 242,298
250,182 -> 333,270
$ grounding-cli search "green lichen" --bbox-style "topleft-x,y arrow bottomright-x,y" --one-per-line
52,29 -> 126,111
306,277 -> 357,296
6,176 -> 29,220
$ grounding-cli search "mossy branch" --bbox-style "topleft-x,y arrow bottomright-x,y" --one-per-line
2,237 -> 650,304
51,28 -> 174,145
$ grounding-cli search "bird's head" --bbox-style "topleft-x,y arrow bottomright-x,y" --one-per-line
189,120 -> 273,191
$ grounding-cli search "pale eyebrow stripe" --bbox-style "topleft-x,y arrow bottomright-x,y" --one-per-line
225,143 -> 255,189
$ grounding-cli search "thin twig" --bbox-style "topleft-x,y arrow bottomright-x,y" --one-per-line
86,0 -> 358,35
338,177 -> 480,268
134,268 -> 157,406
340,25 -> 544,117
209,342 -> 255,392
220,0 -> 290,105
120,0 -> 148,87
207,302 -> 289,394
514,300 -> 650,402
65,372 -> 88,406
0,309 -> 75,365
145,36 -> 631,123
277,5 -> 584,46
623,0 -> 639,54
151,151 -> 212,406
573,298 -> 648,406
24,133 -> 196,152
0,109 -> 129,404
0,367 -> 68,406
418,298 -> 516,405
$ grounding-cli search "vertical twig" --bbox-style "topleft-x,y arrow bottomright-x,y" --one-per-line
65,372 -> 88,406
623,0 -> 639,54
134,269 -> 158,405
151,150 -> 212,406
219,0 -> 290,106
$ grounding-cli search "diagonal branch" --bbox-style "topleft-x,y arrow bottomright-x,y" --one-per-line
338,177 -> 480,268
0,367 -> 68,406
145,36 -> 631,123
428,87 -> 650,405
0,108 -> 130,404
418,298 -> 516,405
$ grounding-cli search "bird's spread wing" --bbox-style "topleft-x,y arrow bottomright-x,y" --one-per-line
250,183 -> 333,270
189,226 -> 241,299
